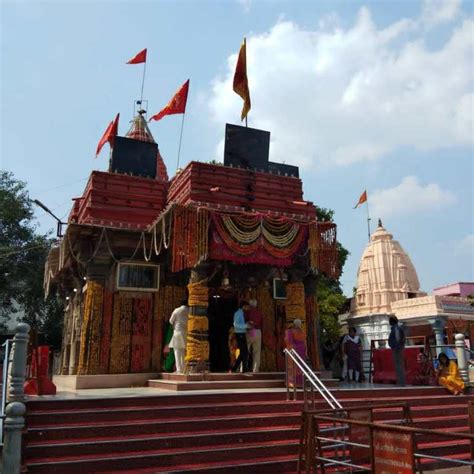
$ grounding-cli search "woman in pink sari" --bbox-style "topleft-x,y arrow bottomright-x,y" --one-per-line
285,319 -> 306,386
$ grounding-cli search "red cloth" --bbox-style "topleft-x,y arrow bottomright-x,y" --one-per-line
245,308 -> 263,330
372,347 -> 420,384
126,48 -> 147,64
149,79 -> 190,121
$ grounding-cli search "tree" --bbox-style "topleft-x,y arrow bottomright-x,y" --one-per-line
315,206 -> 350,343
0,171 -> 63,349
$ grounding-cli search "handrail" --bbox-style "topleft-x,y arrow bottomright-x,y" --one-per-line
284,348 -> 342,410
302,413 -> 474,473
0,338 -> 13,446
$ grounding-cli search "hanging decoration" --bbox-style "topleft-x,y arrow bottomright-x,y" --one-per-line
256,286 -> 277,372
285,282 -> 306,331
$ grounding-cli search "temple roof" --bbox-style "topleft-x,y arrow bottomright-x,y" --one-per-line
350,220 -> 426,317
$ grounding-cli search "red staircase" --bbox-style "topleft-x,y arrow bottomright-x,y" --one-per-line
23,386 -> 473,473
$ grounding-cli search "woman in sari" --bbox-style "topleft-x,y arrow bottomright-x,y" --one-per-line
285,319 -> 306,386
437,352 -> 465,395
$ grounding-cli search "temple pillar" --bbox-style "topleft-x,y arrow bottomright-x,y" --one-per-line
428,317 -> 447,357
455,333 -> 469,384
185,264 -> 210,373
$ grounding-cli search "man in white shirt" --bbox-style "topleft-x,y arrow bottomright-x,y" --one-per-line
169,299 -> 189,374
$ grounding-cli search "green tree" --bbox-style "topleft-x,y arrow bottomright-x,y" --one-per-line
0,171 -> 63,349
315,206 -> 349,343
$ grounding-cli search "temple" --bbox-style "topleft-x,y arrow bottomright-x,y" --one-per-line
44,114 -> 339,387
348,219 -> 474,351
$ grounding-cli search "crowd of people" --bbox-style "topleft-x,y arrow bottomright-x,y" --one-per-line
168,301 -> 466,395
323,316 -> 466,395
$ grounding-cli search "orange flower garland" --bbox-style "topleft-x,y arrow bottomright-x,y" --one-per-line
285,282 -> 306,331
77,280 -> 104,375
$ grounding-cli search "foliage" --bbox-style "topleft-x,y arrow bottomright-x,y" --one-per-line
0,171 -> 63,349
315,206 -> 349,343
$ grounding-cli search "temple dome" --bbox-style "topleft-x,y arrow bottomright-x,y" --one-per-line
350,219 -> 426,317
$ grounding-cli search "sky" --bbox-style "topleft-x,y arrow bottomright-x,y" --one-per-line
1,0 -> 473,296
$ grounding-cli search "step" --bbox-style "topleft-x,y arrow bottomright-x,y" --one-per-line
158,372 -> 286,381
26,439 -> 300,473
147,378 -> 286,391
25,425 -> 300,459
105,455 -> 298,473
25,412 -> 302,443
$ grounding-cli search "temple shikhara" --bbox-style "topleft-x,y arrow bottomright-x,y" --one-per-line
44,111 -> 339,386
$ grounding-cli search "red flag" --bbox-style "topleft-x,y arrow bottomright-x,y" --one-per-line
126,48 -> 147,64
149,80 -> 190,122
233,38 -> 251,121
353,190 -> 368,209
95,113 -> 120,157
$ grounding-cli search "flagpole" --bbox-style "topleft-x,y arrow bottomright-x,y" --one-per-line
176,112 -> 186,170
365,195 -> 371,242
140,60 -> 147,103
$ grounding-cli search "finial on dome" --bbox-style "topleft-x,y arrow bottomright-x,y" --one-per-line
378,218 -> 383,227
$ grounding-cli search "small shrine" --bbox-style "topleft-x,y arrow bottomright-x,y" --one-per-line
44,113 -> 339,387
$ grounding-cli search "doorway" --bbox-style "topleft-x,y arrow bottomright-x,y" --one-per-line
207,295 -> 237,372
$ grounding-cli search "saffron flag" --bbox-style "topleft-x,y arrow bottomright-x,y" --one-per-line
149,79 -> 190,122
354,190 -> 368,209
95,113 -> 120,157
233,38 -> 251,121
126,48 -> 147,64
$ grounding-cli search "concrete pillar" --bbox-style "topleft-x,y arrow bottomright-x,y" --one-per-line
7,323 -> 30,403
428,317 -> 446,357
1,401 -> 26,474
455,333 -> 469,384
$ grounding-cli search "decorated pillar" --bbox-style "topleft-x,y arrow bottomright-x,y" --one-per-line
285,281 -> 306,331
77,279 -> 105,375
185,265 -> 210,373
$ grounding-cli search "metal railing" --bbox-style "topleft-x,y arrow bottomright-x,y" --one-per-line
284,348 -> 342,410
0,339 -> 13,446
301,412 -> 474,473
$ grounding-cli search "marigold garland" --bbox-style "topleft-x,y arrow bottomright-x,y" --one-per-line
77,280 -> 104,375
171,205 -> 209,273
285,282 -> 306,331
185,281 -> 210,369
188,281 -> 209,307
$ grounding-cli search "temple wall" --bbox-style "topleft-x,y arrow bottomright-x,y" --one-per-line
72,276 -> 185,376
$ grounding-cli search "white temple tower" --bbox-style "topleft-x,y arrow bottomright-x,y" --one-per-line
348,219 -> 426,349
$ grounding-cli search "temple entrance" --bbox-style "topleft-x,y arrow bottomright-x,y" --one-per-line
208,295 -> 237,372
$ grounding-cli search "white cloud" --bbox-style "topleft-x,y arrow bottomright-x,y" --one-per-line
421,0 -> 461,28
371,176 -> 456,218
454,234 -> 474,256
207,8 -> 473,168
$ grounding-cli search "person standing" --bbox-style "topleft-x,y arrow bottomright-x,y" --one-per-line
344,327 -> 362,382
388,316 -> 406,386
168,299 -> 189,374
232,301 -> 249,372
285,319 -> 306,386
246,299 -> 263,372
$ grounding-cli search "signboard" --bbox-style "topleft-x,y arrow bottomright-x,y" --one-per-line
349,409 -> 372,464
373,427 -> 415,474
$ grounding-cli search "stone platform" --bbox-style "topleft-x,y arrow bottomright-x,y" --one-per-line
149,371 -> 339,391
